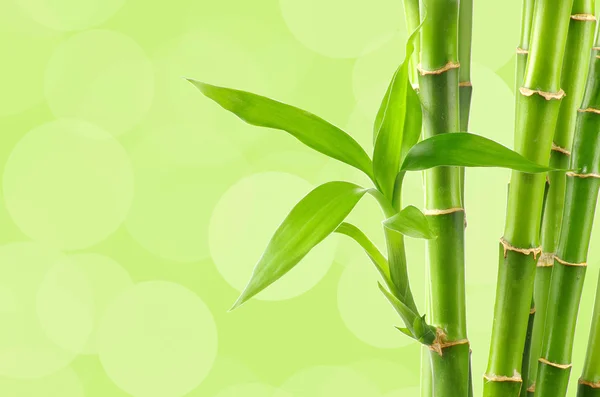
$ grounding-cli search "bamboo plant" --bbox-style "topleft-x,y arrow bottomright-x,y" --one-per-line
526,1 -> 596,395
189,3 -> 559,397
484,2 -> 574,396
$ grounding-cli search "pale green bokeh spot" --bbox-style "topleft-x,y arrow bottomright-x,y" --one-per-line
279,0 -> 403,59
44,30 -> 153,136
17,0 -> 124,31
0,32 -> 58,117
471,0 -> 521,69
98,281 -> 217,397
337,256 -> 411,349
275,366 -> 380,396
36,257 -> 93,355
125,129 -> 250,263
209,172 -> 336,301
213,382 -> 287,397
352,33 -> 407,111
349,358 -> 418,392
3,119 -> 134,250
65,253 -> 133,354
0,367 -> 83,397
0,242 -> 78,378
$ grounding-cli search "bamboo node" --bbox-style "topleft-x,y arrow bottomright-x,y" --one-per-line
411,83 -> 420,92
459,81 -> 472,87
579,378 -> 600,388
578,107 -> 600,115
417,61 -> 460,76
566,171 -> 600,179
593,47 -> 600,51
500,237 -> 542,259
530,307 -> 536,315
538,357 -> 572,369
571,13 -> 596,21
423,207 -> 465,216
537,252 -> 555,267
554,256 -> 587,267
516,47 -> 529,55
483,370 -> 522,383
428,328 -> 446,356
551,142 -> 571,156
519,87 -> 566,101
527,383 -> 536,392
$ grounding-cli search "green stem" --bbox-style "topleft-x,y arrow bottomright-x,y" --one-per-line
520,301 -> 536,397
418,1 -> 468,395
458,0 -> 473,204
579,273 -> 600,396
533,4 -> 596,397
403,0 -> 420,85
529,2 -> 596,395
484,2 -> 574,396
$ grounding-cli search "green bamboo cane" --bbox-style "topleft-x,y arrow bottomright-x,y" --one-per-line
580,272 -> 600,397
570,38 -> 600,397
513,3 -> 536,395
458,0 -> 472,203
527,2 -> 596,395
418,1 -> 469,395
403,0 -> 420,86
483,2 -> 574,396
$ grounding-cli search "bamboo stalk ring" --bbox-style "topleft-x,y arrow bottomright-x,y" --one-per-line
579,379 -> 600,388
527,383 -> 536,393
516,47 -> 529,55
538,357 -> 572,369
500,237 -> 542,259
423,207 -> 465,216
571,14 -> 596,21
417,61 -> 460,76
566,171 -> 600,179
537,252 -> 555,267
554,256 -> 587,267
551,142 -> 571,156
519,87 -> 566,101
578,107 -> 600,115
483,371 -> 522,383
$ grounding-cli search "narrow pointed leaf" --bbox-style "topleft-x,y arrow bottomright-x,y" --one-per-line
372,24 -> 423,198
335,222 -> 392,286
232,182 -> 368,309
383,205 -> 436,239
396,326 -> 414,338
401,133 -> 553,173
189,80 -> 373,178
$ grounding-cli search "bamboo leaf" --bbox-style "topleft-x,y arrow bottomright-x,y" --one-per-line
231,181 -> 368,309
379,282 -> 418,333
383,205 -> 436,239
372,22 -> 423,198
401,133 -> 553,173
189,80 -> 374,178
335,222 -> 391,284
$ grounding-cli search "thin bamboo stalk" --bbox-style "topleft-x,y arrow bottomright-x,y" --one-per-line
528,2 -> 596,395
458,0 -> 473,203
418,0 -> 468,395
579,274 -> 600,397
403,0 -> 420,86
483,2 -> 574,396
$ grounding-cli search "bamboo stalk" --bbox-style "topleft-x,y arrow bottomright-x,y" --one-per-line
571,38 -> 600,397
527,2 -> 596,395
579,273 -> 600,397
403,0 -> 420,86
418,1 -> 469,395
483,2 -> 574,396
458,0 -> 473,203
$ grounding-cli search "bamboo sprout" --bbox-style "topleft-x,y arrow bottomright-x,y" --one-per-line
528,1 -> 596,395
418,0 -> 469,395
483,2 -> 574,396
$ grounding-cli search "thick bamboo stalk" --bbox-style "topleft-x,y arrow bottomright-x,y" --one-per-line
528,2 -> 596,395
573,40 -> 600,397
483,2 -> 574,396
418,1 -> 468,395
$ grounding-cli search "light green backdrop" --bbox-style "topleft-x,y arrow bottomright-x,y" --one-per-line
0,0 -> 597,396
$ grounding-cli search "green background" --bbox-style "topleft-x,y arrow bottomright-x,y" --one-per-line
1,0 -> 598,395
